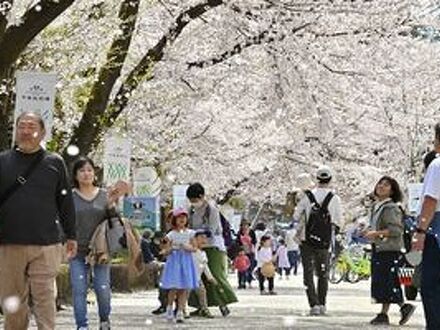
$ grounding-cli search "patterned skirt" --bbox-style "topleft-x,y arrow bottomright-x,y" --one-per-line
371,250 -> 403,304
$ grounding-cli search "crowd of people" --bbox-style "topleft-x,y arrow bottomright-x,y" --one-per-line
0,111 -> 439,330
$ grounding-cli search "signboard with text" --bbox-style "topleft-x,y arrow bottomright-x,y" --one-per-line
103,137 -> 131,185
14,71 -> 57,143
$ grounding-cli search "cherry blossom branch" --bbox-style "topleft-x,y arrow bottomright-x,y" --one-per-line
0,0 -> 75,76
103,0 -> 225,129
187,21 -> 312,69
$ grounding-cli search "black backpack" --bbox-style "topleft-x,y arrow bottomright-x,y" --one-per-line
304,191 -> 334,249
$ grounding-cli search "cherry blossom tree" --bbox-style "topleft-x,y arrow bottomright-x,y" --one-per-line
4,0 -> 440,212
0,0 -> 77,148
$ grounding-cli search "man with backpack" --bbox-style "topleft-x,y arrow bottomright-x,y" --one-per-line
186,183 -> 237,316
293,166 -> 343,316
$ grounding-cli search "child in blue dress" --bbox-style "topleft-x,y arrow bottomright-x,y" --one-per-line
160,208 -> 199,323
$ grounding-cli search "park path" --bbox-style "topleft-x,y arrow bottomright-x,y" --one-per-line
2,273 -> 425,329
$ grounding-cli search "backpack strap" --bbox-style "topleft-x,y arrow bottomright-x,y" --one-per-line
304,190 -> 319,206
203,203 -> 210,225
321,192 -> 334,211
0,149 -> 45,209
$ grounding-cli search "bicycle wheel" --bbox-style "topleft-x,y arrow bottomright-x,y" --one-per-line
346,269 -> 360,283
329,262 -> 345,284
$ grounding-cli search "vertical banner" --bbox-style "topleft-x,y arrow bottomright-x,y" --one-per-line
407,183 -> 424,214
133,167 -> 161,197
123,196 -> 160,231
173,185 -> 189,209
103,137 -> 131,185
14,71 -> 57,143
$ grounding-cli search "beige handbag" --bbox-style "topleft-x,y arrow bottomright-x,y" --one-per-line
261,261 -> 276,278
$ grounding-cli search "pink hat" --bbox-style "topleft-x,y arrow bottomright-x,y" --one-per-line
173,207 -> 188,217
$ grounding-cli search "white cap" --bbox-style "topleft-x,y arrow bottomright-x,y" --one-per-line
316,165 -> 332,181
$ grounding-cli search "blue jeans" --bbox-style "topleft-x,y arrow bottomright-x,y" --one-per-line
246,253 -> 256,283
70,256 -> 111,328
422,234 -> 440,330
287,250 -> 299,275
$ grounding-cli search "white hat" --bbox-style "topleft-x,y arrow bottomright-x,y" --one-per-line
316,165 -> 332,181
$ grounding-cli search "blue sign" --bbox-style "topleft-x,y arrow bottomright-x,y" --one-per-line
123,196 -> 160,231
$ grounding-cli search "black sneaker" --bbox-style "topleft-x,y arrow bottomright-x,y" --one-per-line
152,306 -> 166,315
200,308 -> 215,319
400,304 -> 416,325
189,309 -> 201,317
219,305 -> 230,317
370,313 -> 389,325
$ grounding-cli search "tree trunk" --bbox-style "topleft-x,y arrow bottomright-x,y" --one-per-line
0,0 -> 76,150
65,0 -> 225,159
63,0 -> 141,164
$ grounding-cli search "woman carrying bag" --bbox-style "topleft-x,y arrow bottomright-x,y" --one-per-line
70,157 -> 130,330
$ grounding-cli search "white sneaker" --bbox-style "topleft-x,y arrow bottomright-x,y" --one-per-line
99,321 -> 110,330
176,311 -> 184,323
165,307 -> 174,322
319,305 -> 326,315
310,305 -> 321,316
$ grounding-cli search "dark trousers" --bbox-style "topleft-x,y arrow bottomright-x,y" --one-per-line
287,250 -> 300,275
300,243 -> 329,307
278,267 -> 291,276
257,269 -> 274,292
158,288 -> 168,307
238,271 -> 247,288
421,235 -> 440,330
246,253 -> 256,283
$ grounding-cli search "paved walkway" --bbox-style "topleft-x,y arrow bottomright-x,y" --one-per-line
1,273 -> 426,329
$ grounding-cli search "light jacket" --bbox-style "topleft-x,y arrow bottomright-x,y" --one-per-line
87,218 -> 144,276
371,202 -> 403,253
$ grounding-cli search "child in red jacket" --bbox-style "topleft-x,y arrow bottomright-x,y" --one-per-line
234,248 -> 251,289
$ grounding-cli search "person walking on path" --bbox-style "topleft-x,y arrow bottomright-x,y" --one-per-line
0,112 -> 77,330
160,208 -> 198,323
294,166 -> 342,316
233,248 -> 251,289
363,176 -> 416,326
70,157 -> 130,330
276,239 -> 291,280
285,223 -> 300,276
256,236 -> 277,295
186,183 -> 237,317
191,230 -> 217,318
236,219 -> 257,287
412,123 -> 440,330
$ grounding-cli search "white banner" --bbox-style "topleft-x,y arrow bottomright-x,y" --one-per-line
103,137 -> 131,185
407,183 -> 424,214
173,185 -> 189,209
133,167 -> 161,197
14,71 -> 57,143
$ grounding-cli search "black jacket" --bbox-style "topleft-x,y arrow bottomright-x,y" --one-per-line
0,148 -> 76,245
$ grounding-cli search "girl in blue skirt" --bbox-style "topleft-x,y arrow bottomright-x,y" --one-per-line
160,208 -> 198,323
